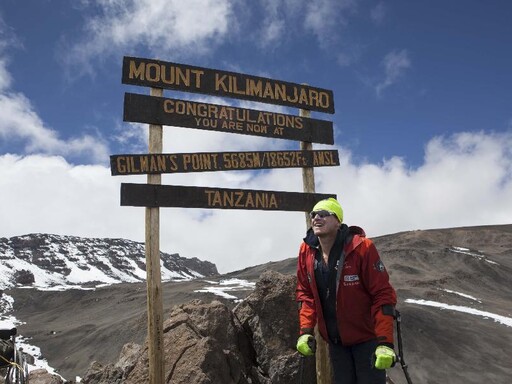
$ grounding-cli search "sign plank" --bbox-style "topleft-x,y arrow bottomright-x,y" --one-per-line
123,93 -> 334,144
121,183 -> 336,211
110,150 -> 339,175
122,56 -> 335,114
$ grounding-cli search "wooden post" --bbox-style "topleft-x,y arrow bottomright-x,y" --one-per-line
146,87 -> 165,384
300,107 -> 333,384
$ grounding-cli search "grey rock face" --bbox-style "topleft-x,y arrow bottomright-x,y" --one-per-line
82,271 -> 315,384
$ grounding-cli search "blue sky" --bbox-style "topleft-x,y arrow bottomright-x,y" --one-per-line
1,0 -> 511,273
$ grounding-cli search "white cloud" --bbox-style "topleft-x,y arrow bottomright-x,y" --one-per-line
304,0 -> 356,42
257,0 -> 285,47
0,15 -> 19,91
62,0 -> 234,75
0,91 -> 109,163
370,2 -> 386,25
375,49 -> 411,96
63,0 -> 361,66
0,57 -> 11,91
336,44 -> 364,67
2,131 -> 511,274
0,25 -> 109,162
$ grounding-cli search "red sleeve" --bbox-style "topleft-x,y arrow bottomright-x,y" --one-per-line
295,242 -> 316,334
360,239 -> 397,345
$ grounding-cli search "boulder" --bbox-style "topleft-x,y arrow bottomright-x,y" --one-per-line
81,343 -> 142,384
27,368 -> 64,384
82,271 -> 316,384
234,270 -> 316,384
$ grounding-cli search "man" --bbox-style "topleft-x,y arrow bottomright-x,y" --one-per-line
296,198 -> 397,384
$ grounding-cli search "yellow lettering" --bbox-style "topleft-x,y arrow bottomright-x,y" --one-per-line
298,88 -> 308,104
160,65 -> 175,85
219,107 -> 229,119
163,99 -> 173,113
191,69 -> 204,88
313,151 -> 326,166
129,61 -> 145,80
247,124 -> 268,134
269,194 -> 278,208
202,190 -> 280,209
176,67 -> 189,86
215,74 -> 228,91
197,103 -> 207,117
309,89 -> 319,106
252,153 -> 262,168
255,193 -> 266,208
245,192 -> 254,208
129,156 -> 139,173
183,154 -> 191,170
150,156 -> 158,172
318,92 -> 330,108
140,156 -> 149,172
212,191 -> 222,206
168,155 -> 178,171
263,82 -> 274,99
205,190 -> 220,206
157,155 -> 166,171
273,127 -> 284,135
145,63 -> 160,82
235,191 -> 244,207
274,83 -> 286,102
287,87 -> 298,103
223,190 -> 234,207
247,79 -> 262,97
232,76 -> 246,95
116,157 -> 127,174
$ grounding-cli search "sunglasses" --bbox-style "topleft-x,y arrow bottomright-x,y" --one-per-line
309,210 -> 336,219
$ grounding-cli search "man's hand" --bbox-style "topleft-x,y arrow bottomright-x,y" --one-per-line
374,345 -> 396,369
296,334 -> 316,356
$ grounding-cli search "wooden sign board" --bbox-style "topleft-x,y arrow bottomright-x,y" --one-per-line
122,56 -> 335,114
121,183 -> 336,211
124,93 -> 334,144
111,150 -> 339,175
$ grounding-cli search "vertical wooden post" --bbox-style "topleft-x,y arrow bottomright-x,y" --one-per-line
146,87 -> 165,384
300,107 -> 333,384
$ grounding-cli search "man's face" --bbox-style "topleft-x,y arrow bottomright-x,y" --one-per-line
311,211 -> 340,237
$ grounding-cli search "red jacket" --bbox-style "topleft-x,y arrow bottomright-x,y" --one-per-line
296,226 -> 397,346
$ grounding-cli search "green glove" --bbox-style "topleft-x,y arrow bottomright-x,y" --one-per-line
296,334 -> 316,356
374,345 -> 396,369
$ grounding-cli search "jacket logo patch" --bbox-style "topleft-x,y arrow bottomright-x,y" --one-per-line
374,260 -> 385,272
344,274 -> 359,282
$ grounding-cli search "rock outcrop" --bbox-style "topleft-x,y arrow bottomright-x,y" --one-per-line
27,369 -> 64,384
82,270 -> 316,384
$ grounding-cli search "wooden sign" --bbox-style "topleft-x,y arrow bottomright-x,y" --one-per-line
122,56 -> 335,114
110,150 -> 340,176
121,183 -> 336,211
123,93 -> 334,144
111,150 -> 339,175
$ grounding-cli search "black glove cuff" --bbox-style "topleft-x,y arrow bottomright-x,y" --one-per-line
300,328 -> 314,335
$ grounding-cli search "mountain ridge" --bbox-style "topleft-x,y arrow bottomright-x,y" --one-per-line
1,224 -> 511,382
0,233 -> 218,290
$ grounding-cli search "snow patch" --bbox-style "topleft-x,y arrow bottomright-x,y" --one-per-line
405,299 -> 512,327
194,278 -> 256,302
439,289 -> 482,303
449,246 -> 499,265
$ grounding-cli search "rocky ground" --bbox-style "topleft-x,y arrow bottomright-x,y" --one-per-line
5,224 -> 512,383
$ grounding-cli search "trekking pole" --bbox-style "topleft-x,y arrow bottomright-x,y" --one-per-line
395,310 -> 414,384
